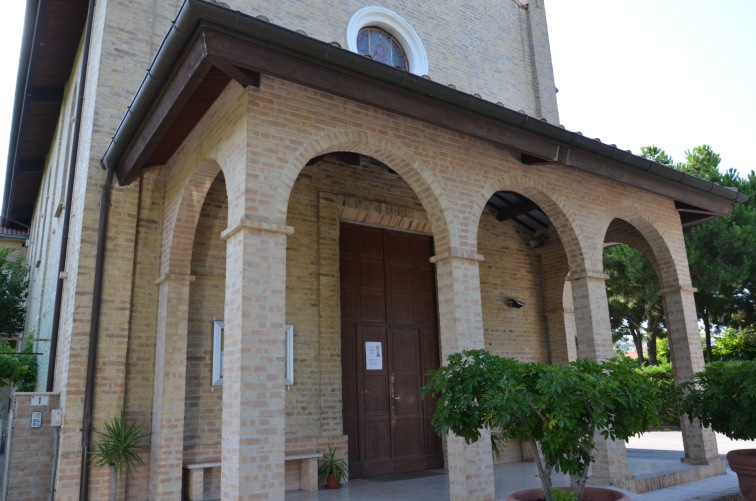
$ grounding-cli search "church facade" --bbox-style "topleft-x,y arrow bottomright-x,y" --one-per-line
1,0 -> 746,499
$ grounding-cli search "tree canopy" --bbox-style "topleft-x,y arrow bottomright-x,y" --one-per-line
678,146 -> 756,361
604,244 -> 663,365
0,247 -> 37,390
0,247 -> 29,337
605,145 -> 756,364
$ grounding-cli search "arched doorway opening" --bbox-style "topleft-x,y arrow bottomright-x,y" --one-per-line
285,151 -> 443,479
477,190 -> 575,463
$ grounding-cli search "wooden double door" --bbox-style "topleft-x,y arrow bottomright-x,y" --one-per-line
340,223 -> 443,479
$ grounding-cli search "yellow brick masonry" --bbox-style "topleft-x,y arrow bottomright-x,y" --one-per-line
21,63 -> 713,499
114,71 -> 719,499
30,12 -> 712,497
6,394 -> 60,500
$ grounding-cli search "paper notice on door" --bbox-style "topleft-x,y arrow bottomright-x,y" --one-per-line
365,341 -> 383,370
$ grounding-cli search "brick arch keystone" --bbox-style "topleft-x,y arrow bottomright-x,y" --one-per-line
160,158 -> 225,277
280,130 -> 454,253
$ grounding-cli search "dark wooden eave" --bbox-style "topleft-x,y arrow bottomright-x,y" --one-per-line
102,0 -> 747,227
1,0 -> 89,230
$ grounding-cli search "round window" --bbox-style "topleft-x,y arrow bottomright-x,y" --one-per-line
357,27 -> 408,71
346,6 -> 428,76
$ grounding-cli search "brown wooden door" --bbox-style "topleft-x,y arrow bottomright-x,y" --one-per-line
340,223 -> 443,479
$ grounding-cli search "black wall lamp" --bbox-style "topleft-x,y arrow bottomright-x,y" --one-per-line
506,298 -> 525,309
528,236 -> 548,249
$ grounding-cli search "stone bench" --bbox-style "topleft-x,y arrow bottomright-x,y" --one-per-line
183,453 -> 322,500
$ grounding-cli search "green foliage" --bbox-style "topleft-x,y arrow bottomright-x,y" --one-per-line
423,350 -> 661,501
609,143 -> 756,366
0,248 -> 36,390
640,145 -> 674,166
604,244 -> 664,365
713,327 -> 756,361
655,337 -> 670,365
678,148 -> 756,360
0,340 -> 37,391
0,247 -> 29,336
679,360 -> 756,441
318,447 -> 348,484
90,413 -> 150,479
638,363 -> 678,426
550,489 -> 577,501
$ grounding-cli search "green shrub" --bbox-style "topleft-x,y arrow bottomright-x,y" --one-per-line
679,360 -> 756,441
423,351 -> 661,501
639,363 -> 678,427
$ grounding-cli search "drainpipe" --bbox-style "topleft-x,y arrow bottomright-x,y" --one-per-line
47,0 -> 97,391
78,161 -> 115,501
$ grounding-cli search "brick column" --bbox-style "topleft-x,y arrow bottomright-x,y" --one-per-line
569,269 -> 629,482
539,249 -> 576,365
150,273 -> 195,500
569,270 -> 614,361
431,250 -> 495,501
544,307 -> 577,365
219,218 -> 291,500
660,286 -> 719,464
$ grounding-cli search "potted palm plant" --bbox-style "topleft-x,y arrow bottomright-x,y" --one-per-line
679,360 -> 756,501
90,412 -> 150,501
318,447 -> 348,489
423,350 -> 662,501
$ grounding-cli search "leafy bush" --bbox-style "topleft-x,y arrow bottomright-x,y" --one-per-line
713,328 -> 756,361
91,413 -> 150,478
0,247 -> 29,337
679,360 -> 756,441
423,351 -> 661,501
0,248 -> 36,391
639,363 -> 678,427
0,340 -> 37,391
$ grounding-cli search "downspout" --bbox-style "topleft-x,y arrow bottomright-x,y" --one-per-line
47,0 -> 97,392
79,161 -> 115,501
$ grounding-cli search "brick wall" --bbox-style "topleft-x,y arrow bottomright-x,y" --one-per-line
13,0 -> 714,498
5,393 -> 59,501
126,74 -> 700,497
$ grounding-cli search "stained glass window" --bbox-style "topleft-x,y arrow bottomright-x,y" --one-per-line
357,27 -> 408,71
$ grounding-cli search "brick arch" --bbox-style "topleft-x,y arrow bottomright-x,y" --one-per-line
161,158 -> 226,277
279,130 -> 454,253
600,206 -> 687,289
476,173 -> 585,272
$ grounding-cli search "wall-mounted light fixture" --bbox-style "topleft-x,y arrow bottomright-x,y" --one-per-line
528,236 -> 548,249
506,298 -> 525,309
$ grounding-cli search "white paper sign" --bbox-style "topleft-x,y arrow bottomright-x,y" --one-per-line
365,342 -> 383,370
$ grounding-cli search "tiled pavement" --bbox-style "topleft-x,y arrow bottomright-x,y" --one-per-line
285,432 -> 755,500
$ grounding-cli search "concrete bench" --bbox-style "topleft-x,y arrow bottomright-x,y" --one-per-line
183,453 -> 321,500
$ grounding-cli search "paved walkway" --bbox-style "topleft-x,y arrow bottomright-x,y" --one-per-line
285,431 -> 755,500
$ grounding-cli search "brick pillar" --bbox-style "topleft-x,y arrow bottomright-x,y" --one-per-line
219,218 -> 290,500
569,269 -> 629,482
539,248 -> 576,365
431,250 -> 495,501
660,286 -> 719,464
544,307 -> 577,365
569,270 -> 614,361
149,273 -> 194,500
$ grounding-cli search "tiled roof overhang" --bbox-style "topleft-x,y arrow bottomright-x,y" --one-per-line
1,0 -> 89,230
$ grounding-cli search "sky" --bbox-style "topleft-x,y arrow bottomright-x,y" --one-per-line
0,2 -> 25,211
0,1 -> 754,210
547,0 -> 756,178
